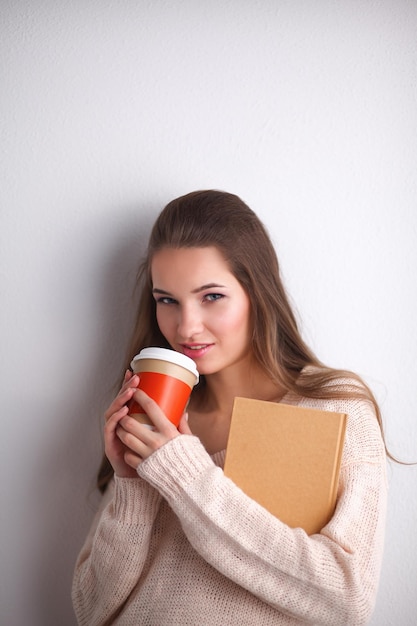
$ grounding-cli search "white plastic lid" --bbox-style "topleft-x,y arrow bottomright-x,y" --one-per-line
131,347 -> 199,382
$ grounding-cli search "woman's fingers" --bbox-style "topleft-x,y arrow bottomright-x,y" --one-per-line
115,389 -> 181,462
103,387 -> 133,422
104,404 -> 129,439
123,448 -> 143,470
178,412 -> 192,435
103,374 -> 139,422
119,373 -> 139,397
130,388 -> 178,434
120,370 -> 136,393
103,405 -> 138,478
106,386 -> 186,468
116,415 -> 167,459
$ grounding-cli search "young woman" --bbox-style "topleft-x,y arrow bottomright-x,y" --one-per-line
72,190 -> 387,625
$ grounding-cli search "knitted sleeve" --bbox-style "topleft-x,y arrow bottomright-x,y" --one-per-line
137,397 -> 387,625
72,477 -> 162,626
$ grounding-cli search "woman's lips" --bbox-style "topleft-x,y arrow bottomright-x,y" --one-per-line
181,344 -> 213,359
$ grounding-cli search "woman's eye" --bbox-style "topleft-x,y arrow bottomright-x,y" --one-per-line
156,296 -> 177,305
204,293 -> 224,302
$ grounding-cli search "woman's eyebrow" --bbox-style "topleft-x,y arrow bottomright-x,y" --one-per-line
152,288 -> 173,296
152,283 -> 226,296
192,283 -> 227,293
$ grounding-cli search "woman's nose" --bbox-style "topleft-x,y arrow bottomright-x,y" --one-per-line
177,305 -> 204,339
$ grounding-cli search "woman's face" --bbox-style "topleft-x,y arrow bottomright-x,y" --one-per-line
151,246 -> 252,377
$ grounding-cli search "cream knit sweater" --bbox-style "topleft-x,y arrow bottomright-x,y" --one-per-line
72,391 -> 387,625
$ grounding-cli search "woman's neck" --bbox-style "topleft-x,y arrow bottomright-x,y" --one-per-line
193,362 -> 286,415
188,362 -> 286,455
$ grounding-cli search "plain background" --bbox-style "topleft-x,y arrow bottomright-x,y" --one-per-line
1,1 -> 416,624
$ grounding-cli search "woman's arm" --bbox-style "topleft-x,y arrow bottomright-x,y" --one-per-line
72,374 -> 163,626
72,477 -> 162,626
137,400 -> 387,625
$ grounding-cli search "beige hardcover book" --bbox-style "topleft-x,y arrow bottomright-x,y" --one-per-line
224,397 -> 347,535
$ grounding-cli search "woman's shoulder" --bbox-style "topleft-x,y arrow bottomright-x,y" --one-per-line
286,368 -> 386,464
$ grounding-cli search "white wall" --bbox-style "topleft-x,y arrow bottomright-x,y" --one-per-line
1,2 -> 416,624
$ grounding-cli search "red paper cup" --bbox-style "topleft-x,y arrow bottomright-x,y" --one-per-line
128,347 -> 199,427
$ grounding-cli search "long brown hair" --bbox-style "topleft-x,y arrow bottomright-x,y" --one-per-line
98,190 -> 390,492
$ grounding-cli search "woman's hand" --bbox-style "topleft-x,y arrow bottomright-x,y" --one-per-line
116,388 -> 193,470
104,372 -> 193,476
103,370 -> 141,478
